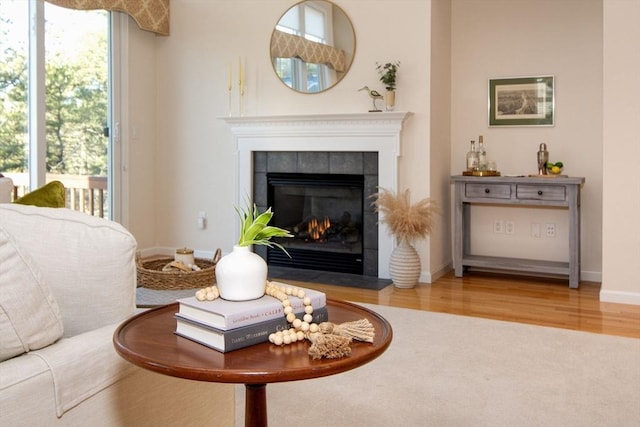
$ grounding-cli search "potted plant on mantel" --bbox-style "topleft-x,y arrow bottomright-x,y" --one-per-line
215,202 -> 292,301
371,188 -> 437,288
376,61 -> 400,111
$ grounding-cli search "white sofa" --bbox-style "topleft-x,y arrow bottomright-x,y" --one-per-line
0,204 -> 234,426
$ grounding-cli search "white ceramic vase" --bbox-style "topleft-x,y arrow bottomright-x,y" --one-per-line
215,245 -> 268,301
388,239 -> 421,288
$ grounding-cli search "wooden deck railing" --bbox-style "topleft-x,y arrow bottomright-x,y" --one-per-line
4,173 -> 108,218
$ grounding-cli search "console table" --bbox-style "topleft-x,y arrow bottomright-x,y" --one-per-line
451,175 -> 585,288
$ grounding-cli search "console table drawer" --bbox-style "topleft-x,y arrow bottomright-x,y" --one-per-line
516,185 -> 566,201
465,183 -> 511,199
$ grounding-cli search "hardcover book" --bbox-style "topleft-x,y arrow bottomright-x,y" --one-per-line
176,285 -> 326,331
175,306 -> 329,352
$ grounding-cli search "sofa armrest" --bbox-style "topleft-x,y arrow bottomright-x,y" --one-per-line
29,323 -> 136,417
0,204 -> 137,336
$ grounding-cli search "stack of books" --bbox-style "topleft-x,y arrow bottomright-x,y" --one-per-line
174,285 -> 327,352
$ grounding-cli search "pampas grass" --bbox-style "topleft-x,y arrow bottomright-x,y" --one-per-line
371,188 -> 437,242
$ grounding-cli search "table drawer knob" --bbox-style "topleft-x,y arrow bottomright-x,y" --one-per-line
538,190 -> 543,195
485,188 -> 490,194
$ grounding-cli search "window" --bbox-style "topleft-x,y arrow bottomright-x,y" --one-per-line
274,1 -> 332,92
0,0 -> 117,219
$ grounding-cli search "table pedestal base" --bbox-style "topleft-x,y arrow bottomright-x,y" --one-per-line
113,300 -> 391,427
245,384 -> 267,427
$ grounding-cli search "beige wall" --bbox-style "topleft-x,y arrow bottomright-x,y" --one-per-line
429,0 -> 453,279
451,0 -> 603,281
601,0 -> 640,304
126,0 -> 441,278
122,0 -> 639,303
120,16 -> 158,249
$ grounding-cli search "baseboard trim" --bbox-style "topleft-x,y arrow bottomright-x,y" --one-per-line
580,270 -> 602,283
420,262 -> 453,284
600,290 -> 640,306
139,250 -> 608,295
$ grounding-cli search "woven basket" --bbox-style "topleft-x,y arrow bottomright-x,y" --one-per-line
136,249 -> 221,290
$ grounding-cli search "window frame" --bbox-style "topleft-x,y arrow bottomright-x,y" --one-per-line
24,0 -> 124,222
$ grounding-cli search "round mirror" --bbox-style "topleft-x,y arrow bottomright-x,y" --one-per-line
270,1 -> 356,94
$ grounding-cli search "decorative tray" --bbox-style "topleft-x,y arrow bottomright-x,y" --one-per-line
462,170 -> 501,177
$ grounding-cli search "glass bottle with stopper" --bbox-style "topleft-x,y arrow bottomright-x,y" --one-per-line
537,143 -> 549,175
466,140 -> 478,171
477,135 -> 487,171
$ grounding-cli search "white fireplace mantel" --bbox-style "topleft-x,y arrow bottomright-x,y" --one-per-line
221,112 -> 413,279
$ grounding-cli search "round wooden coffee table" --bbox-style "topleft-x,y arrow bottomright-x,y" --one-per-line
113,299 -> 392,427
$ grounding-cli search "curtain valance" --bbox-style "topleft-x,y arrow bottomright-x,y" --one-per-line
270,30 -> 346,73
45,0 -> 169,36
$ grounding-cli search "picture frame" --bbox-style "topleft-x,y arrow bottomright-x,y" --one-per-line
488,76 -> 554,127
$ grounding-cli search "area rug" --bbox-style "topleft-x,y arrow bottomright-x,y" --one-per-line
235,303 -> 640,427
136,286 -> 195,308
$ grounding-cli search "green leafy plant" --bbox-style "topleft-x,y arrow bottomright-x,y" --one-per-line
376,61 -> 400,91
236,202 -> 293,256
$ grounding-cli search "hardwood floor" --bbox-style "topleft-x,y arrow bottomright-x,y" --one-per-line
282,271 -> 640,339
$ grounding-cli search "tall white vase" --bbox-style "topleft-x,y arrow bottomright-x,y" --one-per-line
215,245 -> 267,301
388,239 -> 421,289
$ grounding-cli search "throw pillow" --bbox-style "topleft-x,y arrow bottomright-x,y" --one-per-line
0,227 -> 64,362
0,176 -> 13,203
13,180 -> 65,208
0,204 -> 138,337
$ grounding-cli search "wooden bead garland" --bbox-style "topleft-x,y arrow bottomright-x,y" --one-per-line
264,281 -> 319,345
193,280 -> 375,359
195,285 -> 219,301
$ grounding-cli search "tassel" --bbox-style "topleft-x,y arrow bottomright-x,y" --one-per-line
306,332 -> 352,360
318,319 -> 375,343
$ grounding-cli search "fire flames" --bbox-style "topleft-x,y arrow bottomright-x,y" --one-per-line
307,216 -> 331,241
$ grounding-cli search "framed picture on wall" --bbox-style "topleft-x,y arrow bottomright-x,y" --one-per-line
488,76 -> 554,126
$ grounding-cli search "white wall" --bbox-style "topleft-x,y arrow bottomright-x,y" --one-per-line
429,0 -> 452,279
451,0 -> 603,281
127,0 -> 440,279
122,0 -> 639,302
120,17 -> 158,249
601,0 -> 640,304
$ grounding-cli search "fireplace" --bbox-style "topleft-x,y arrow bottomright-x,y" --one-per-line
267,173 -> 365,274
253,151 -> 379,276
222,112 -> 412,279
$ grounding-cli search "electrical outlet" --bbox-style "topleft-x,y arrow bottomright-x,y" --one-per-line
505,221 -> 515,235
545,223 -> 556,238
531,223 -> 541,238
493,219 -> 504,234
197,211 -> 207,230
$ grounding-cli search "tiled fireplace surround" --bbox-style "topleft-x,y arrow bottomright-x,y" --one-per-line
223,112 -> 412,279
253,151 -> 378,276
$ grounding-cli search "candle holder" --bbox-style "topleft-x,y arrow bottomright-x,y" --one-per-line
238,57 -> 245,116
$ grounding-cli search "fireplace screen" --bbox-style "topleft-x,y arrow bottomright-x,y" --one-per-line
267,173 -> 364,274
